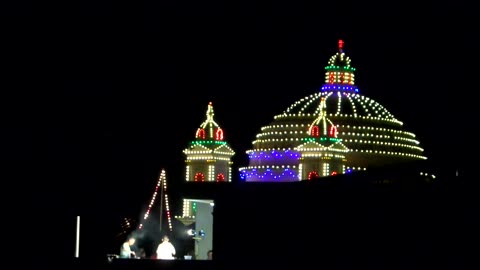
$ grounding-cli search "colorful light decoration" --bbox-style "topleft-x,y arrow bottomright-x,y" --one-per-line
240,167 -> 298,181
162,171 -> 173,232
247,149 -> 300,165
308,171 -> 319,180
196,102 -> 224,141
190,140 -> 227,146
138,170 -> 163,230
240,40 -> 426,181
216,173 -> 225,182
194,172 -> 205,182
323,40 -> 355,86
295,93 -> 348,179
184,102 -> 235,182
307,97 -> 337,140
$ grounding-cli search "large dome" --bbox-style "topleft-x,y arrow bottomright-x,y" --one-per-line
252,91 -> 425,167
240,40 -> 426,181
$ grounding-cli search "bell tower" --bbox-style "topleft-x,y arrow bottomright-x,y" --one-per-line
183,102 -> 235,182
295,97 -> 349,180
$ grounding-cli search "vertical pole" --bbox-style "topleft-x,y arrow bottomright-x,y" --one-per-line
75,216 -> 80,258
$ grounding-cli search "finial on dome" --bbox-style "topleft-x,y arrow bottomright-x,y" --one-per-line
196,101 -> 223,141
319,96 -> 327,117
307,96 -> 339,140
206,102 -> 214,121
338,39 -> 344,52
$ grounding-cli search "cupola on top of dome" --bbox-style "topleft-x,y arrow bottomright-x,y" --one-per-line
194,102 -> 224,142
322,40 -> 358,93
305,96 -> 341,146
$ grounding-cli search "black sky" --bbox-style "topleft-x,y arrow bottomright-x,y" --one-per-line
3,0 -> 475,260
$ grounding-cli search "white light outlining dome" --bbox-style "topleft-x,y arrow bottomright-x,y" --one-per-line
282,90 -> 399,122
256,91 -> 426,168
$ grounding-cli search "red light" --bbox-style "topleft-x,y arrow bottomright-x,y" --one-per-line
310,125 -> 319,137
329,125 -> 337,137
329,72 -> 334,83
338,39 -> 344,50
215,128 -> 224,140
216,173 -> 225,182
308,171 -> 319,180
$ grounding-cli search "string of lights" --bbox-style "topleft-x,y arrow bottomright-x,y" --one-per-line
162,171 -> 173,231
138,170 -> 164,229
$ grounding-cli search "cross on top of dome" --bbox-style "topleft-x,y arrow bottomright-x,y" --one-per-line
338,39 -> 344,52
205,101 -> 215,123
328,39 -> 352,67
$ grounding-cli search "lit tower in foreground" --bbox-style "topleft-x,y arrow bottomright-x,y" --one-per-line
295,96 -> 349,180
177,102 -> 235,225
183,101 -> 235,182
177,102 -> 233,251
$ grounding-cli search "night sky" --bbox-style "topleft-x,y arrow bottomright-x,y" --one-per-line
4,1 -> 474,260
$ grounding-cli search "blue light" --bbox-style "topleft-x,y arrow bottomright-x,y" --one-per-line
248,150 -> 300,162
321,84 -> 359,93
241,167 -> 299,182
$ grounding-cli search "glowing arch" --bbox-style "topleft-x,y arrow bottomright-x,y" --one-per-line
196,128 -> 206,139
216,173 -> 225,182
308,171 -> 319,180
194,172 -> 205,182
309,126 -> 319,137
215,128 -> 224,140
329,125 -> 338,137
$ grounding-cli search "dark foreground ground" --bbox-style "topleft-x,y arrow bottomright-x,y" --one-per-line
28,162 -> 477,270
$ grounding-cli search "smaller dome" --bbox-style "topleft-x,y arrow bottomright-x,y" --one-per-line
194,102 -> 224,142
327,40 -> 353,67
305,96 -> 341,146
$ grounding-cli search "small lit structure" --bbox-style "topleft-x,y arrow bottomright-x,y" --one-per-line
183,102 -> 235,182
296,96 -> 349,180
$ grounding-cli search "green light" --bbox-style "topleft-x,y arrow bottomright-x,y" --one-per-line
191,140 -> 227,146
302,137 -> 341,143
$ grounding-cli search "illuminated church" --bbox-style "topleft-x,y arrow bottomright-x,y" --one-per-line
121,40 -> 439,265
239,40 -> 426,181
176,40 -> 427,184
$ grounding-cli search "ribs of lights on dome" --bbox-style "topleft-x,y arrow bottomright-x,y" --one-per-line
240,94 -> 349,182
